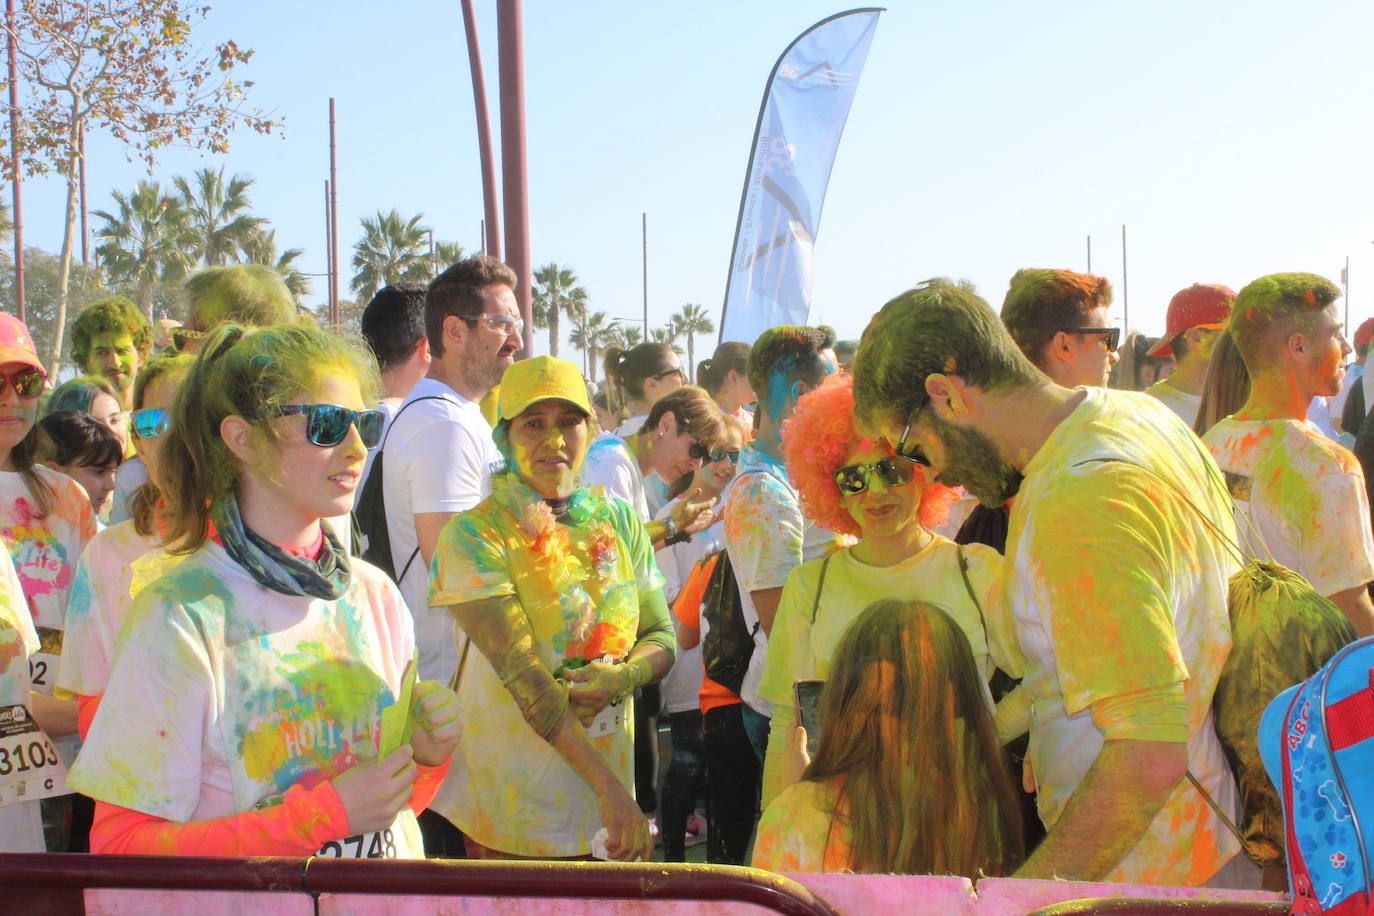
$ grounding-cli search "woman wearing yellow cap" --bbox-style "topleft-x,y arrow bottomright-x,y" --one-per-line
426,356 -> 675,862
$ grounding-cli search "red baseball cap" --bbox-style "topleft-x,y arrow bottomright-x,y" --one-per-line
0,313 -> 43,372
1148,283 -> 1236,357
1354,317 -> 1374,353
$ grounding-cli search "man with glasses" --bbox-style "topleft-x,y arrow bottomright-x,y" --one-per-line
1145,284 -> 1235,426
382,256 -> 521,689
852,278 -> 1246,887
1000,267 -> 1120,389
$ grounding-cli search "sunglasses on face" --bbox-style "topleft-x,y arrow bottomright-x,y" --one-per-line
244,404 -> 385,448
894,403 -> 933,468
688,441 -> 740,465
466,312 -> 525,338
132,407 -> 170,439
0,367 -> 46,399
1064,326 -> 1122,352
833,456 -> 916,496
653,367 -> 687,384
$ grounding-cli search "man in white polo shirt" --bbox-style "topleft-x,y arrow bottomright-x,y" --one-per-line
383,256 -> 522,685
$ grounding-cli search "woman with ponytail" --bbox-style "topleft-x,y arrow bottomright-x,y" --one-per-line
697,341 -> 755,433
603,343 -> 687,436
67,323 -> 460,857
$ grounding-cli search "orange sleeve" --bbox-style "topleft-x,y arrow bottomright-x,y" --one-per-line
90,780 -> 351,856
407,760 -> 450,816
77,693 -> 101,742
672,553 -> 717,630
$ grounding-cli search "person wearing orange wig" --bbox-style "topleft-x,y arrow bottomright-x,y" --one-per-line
757,373 -> 1027,803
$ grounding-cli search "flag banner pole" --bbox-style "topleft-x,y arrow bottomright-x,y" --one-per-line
718,7 -> 883,345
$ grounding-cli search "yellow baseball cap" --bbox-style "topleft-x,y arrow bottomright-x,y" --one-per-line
497,356 -> 591,421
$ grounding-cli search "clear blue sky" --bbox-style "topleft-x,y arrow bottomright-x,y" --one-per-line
16,0 -> 1374,356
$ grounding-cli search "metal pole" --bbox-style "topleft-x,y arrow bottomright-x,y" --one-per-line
428,229 -> 434,269
1120,224 -> 1129,336
328,98 -> 340,328
324,179 -> 333,319
479,219 -> 485,256
461,0 -> 502,261
78,124 -> 88,266
642,212 -> 648,338
497,0 -> 532,356
7,0 -> 24,321
1343,255 -> 1350,336
1086,234 -> 1091,274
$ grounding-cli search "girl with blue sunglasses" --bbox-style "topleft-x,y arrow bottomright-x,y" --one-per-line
68,323 -> 459,858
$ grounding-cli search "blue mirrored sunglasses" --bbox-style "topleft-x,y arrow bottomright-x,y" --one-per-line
132,408 -> 170,439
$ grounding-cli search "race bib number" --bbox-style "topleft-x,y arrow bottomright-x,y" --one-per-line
29,627 -> 63,696
0,704 -> 69,807
588,697 -> 626,738
317,829 -> 399,859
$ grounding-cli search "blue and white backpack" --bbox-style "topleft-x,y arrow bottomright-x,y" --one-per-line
1260,636 -> 1374,915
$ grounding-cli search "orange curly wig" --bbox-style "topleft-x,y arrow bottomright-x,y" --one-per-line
781,373 -> 959,538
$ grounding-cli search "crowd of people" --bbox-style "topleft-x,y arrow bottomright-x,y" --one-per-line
0,255 -> 1371,894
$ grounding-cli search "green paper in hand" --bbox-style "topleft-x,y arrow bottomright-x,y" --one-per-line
380,655 -> 419,757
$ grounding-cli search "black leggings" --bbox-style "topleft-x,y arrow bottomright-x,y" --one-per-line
659,709 -> 706,861
702,702 -> 761,866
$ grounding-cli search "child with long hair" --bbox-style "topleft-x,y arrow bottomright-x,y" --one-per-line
57,353 -> 195,739
67,324 -> 460,857
37,412 -> 124,518
753,599 -> 1024,876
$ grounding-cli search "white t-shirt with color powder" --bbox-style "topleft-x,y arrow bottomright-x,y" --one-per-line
1006,388 -> 1240,886
56,519 -> 164,699
0,466 -> 98,696
382,377 -> 499,684
67,542 -> 424,858
582,432 -> 651,521
1144,378 -> 1202,429
1203,416 -> 1374,597
653,499 -> 724,716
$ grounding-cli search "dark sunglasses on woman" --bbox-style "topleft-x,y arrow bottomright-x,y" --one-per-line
244,404 -> 385,449
833,456 -> 915,495
688,441 -> 740,465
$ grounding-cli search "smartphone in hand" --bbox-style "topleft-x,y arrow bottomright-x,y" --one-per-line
793,679 -> 825,759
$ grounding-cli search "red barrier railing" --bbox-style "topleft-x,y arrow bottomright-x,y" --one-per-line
0,853 -> 841,916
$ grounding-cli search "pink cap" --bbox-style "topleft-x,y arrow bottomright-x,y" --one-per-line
0,313 -> 43,371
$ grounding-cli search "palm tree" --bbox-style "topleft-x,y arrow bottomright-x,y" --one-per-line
428,240 -> 465,277
616,325 -> 644,348
570,310 -> 614,383
241,229 -> 311,300
648,325 -> 684,356
93,181 -> 198,319
173,167 -> 267,267
670,303 -> 716,382
350,209 -> 432,304
532,263 -> 588,359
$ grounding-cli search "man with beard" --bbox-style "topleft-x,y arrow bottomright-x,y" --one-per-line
382,255 -> 522,687
851,278 -> 1246,887
70,297 -> 152,410
1203,273 -> 1374,638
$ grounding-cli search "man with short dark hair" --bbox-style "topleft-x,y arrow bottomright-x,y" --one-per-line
852,278 -> 1242,886
360,283 -> 431,489
1145,283 -> 1235,426
1203,272 -> 1374,638
1000,268 -> 1119,388
383,256 -> 522,685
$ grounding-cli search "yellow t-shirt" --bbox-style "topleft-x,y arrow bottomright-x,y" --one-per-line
1007,387 -> 1241,886
752,779 -> 852,874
